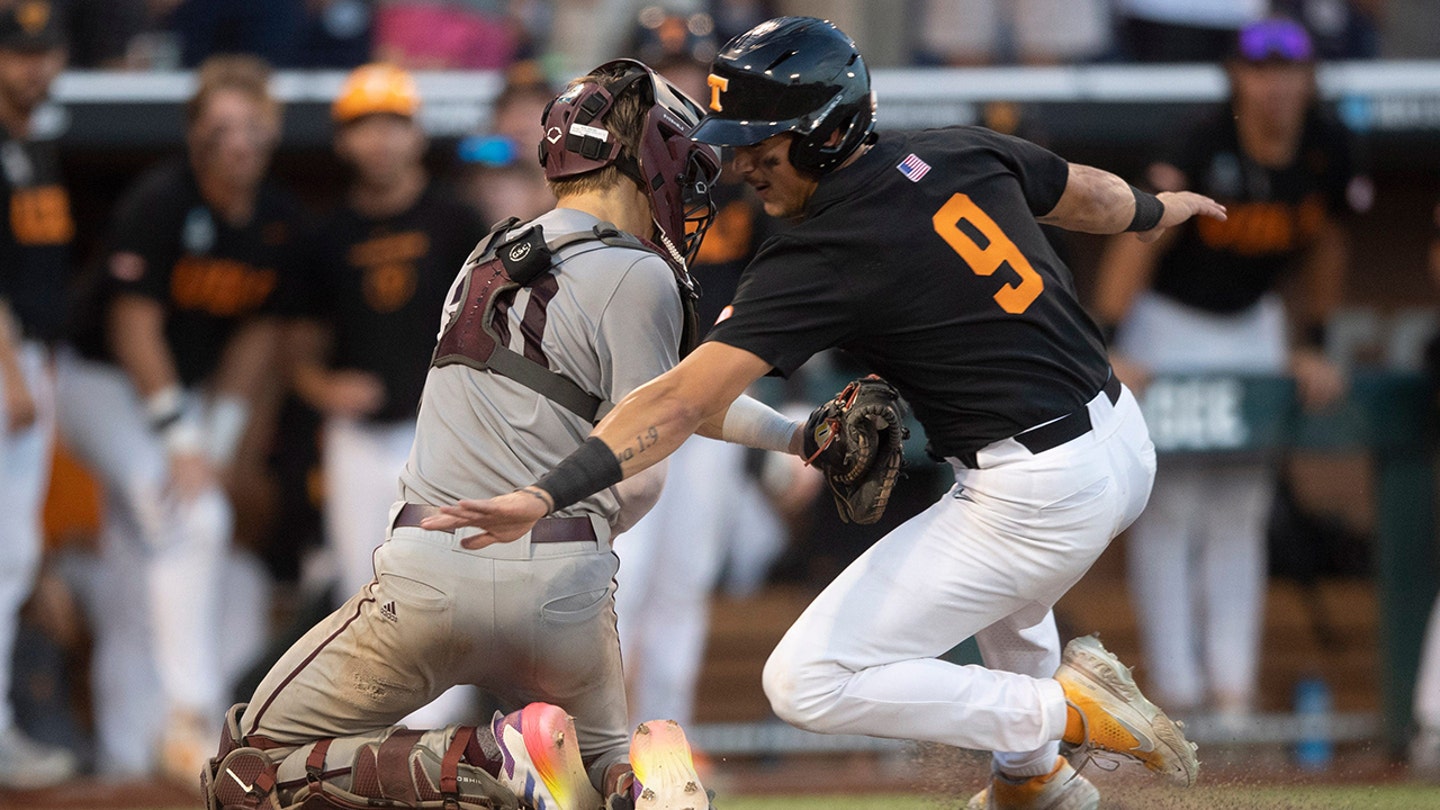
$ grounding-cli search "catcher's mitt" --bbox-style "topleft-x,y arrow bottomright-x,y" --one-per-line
802,375 -> 908,525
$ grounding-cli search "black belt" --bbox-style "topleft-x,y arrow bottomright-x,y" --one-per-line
393,503 -> 598,544
957,375 -> 1122,469
1014,374 -> 1122,454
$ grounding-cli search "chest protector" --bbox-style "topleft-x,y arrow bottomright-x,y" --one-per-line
432,217 -> 699,424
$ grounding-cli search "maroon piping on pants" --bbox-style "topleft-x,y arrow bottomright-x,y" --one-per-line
246,595 -> 376,738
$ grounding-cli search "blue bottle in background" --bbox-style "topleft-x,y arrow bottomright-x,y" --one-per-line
1294,675 -> 1334,771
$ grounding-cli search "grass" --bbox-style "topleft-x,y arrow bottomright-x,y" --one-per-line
717,784 -> 1440,810
130,785 -> 1440,810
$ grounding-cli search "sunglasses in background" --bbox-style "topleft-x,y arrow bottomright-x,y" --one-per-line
458,134 -> 520,167
1236,19 -> 1315,63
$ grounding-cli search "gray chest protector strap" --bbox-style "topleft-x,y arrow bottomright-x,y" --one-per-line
432,217 -> 694,424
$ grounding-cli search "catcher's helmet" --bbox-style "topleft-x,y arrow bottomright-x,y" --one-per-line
538,59 -> 720,269
689,16 -> 875,175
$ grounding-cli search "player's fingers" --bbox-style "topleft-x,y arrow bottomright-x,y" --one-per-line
419,513 -> 468,531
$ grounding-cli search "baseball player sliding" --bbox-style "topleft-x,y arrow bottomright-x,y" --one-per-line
424,17 -> 1228,810
205,60 -> 806,810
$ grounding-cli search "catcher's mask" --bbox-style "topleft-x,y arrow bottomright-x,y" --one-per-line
538,58 -> 721,271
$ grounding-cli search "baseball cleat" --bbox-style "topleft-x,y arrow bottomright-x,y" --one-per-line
493,702 -> 604,810
965,756 -> 1098,810
1054,634 -> 1200,787
628,719 -> 707,810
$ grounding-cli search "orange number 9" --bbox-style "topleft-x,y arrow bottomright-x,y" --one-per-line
932,193 -> 1043,314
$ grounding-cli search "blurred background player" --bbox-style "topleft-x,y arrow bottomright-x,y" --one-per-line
291,61 -> 486,724
1095,17 -> 1364,722
917,0 -> 1112,65
56,53 -> 302,781
0,0 -> 79,788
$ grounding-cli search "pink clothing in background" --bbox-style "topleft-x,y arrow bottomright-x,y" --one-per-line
374,3 -> 516,69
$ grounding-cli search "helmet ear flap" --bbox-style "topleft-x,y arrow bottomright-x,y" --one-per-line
789,100 -> 872,175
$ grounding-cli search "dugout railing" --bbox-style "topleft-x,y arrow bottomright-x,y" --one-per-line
37,60 -> 1440,167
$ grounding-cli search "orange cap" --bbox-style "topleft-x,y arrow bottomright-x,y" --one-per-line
332,63 -> 420,124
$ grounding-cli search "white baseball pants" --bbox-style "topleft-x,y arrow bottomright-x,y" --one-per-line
1416,595 -> 1440,732
53,350 -> 232,769
0,341 -> 54,735
764,383 -> 1154,777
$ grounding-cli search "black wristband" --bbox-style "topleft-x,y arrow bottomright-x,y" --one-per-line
532,436 -> 624,512
1126,185 -> 1164,232
1301,322 -> 1329,350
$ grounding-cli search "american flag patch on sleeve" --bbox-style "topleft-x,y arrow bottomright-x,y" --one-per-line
897,153 -> 931,182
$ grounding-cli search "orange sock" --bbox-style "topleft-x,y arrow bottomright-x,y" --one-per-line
1062,703 -> 1086,746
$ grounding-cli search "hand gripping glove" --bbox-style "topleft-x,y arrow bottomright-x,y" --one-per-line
802,375 -> 908,525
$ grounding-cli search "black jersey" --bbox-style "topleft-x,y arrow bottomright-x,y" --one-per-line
0,134 -> 73,341
301,183 -> 486,423
1151,105 -> 1359,314
74,159 -> 306,386
707,127 -> 1110,458
690,177 -> 779,331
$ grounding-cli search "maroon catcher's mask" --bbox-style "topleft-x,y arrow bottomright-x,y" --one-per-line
538,59 -> 721,271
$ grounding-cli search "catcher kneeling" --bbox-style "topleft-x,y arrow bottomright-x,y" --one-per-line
203,704 -> 517,809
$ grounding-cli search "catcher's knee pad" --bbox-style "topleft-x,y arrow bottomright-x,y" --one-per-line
204,746 -> 283,810
203,703 -> 280,810
278,724 -> 518,810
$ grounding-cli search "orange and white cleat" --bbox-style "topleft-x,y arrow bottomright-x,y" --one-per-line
627,720 -> 709,810
965,756 -> 1098,810
1054,635 -> 1200,787
492,702 -> 604,810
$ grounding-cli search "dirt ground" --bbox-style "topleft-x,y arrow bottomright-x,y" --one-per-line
1,741 -> 1426,810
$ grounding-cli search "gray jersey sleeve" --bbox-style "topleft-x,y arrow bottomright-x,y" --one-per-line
595,254 -> 683,401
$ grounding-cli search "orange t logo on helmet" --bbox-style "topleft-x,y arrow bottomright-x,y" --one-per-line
707,74 -> 729,112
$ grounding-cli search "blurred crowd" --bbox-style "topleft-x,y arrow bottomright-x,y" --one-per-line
19,0 -> 1439,73
0,0 -> 1435,795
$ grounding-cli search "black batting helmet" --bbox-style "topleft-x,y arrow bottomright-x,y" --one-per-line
538,59 -> 721,269
690,16 -> 875,175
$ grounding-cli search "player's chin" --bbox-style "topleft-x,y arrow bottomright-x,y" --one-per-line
761,198 -> 798,219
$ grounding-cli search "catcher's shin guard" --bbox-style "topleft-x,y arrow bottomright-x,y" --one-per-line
281,725 -> 517,810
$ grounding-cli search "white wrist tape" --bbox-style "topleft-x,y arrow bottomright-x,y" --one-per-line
721,395 -> 799,454
143,384 -> 185,428
162,414 -> 205,456
204,394 -> 250,465
145,384 -> 204,455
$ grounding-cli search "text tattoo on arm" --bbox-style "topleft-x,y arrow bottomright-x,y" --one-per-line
617,426 -> 661,464
932,193 -> 1044,314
